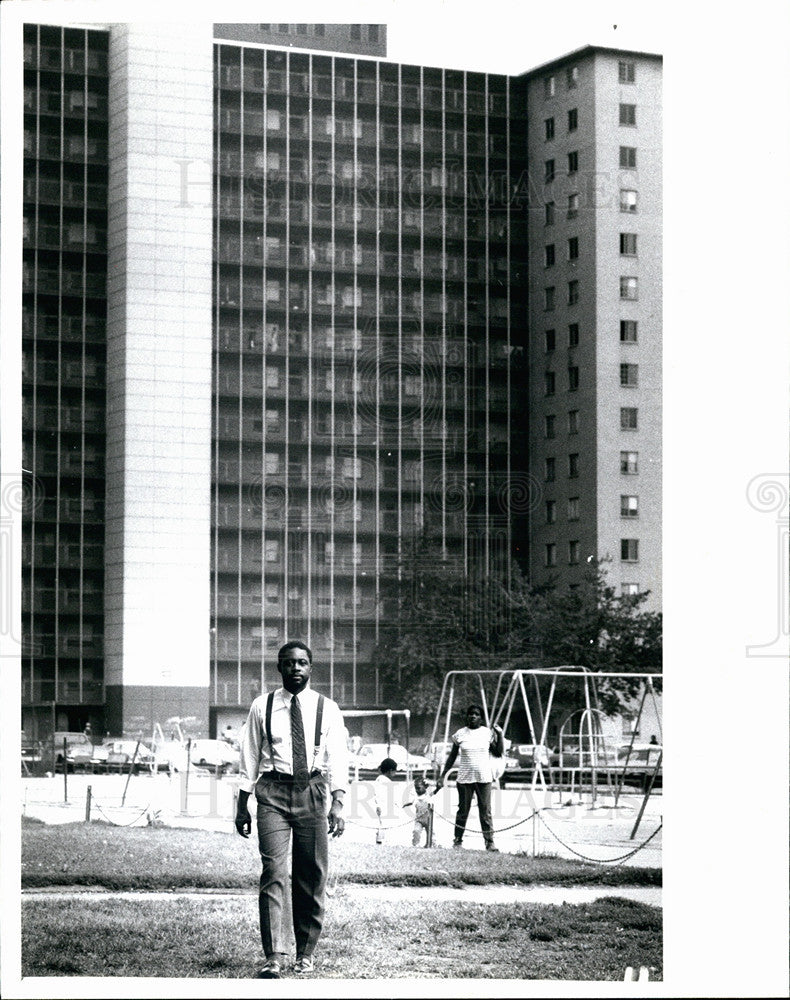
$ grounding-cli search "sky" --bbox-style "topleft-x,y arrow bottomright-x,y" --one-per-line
1,1 -> 789,997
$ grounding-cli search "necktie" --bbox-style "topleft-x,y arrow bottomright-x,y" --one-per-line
290,695 -> 310,790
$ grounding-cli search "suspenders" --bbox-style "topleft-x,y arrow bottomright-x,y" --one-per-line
264,690 -> 325,773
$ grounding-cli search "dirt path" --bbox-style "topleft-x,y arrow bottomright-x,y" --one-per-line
23,883 -> 661,907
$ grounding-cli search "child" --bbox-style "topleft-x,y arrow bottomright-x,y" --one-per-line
403,775 -> 432,847
373,757 -> 399,844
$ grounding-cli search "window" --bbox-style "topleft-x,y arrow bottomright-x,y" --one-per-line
568,540 -> 580,565
568,323 -> 579,347
568,280 -> 579,305
265,452 -> 280,474
342,457 -> 362,479
620,233 -> 638,256
404,374 -> 421,396
545,543 -> 557,567
620,363 -> 639,386
620,320 -> 638,343
619,60 -> 636,83
567,192 -> 579,218
266,366 -> 280,388
545,201 -> 555,226
621,582 -> 640,597
544,329 -> 556,352
544,75 -> 556,98
568,108 -> 578,131
567,65 -> 579,89
544,244 -> 556,267
350,24 -> 361,40
368,25 -> 380,42
619,103 -> 637,126
544,371 -> 556,396
621,494 -> 639,518
620,450 -> 639,474
568,236 -> 579,260
544,414 -> 556,438
266,108 -> 281,130
567,496 -> 579,521
265,539 -> 279,562
568,409 -> 579,434
567,150 -> 578,174
314,24 -> 325,36
545,117 -> 555,141
544,457 -> 556,482
568,366 -> 579,391
621,538 -> 639,562
620,276 -> 638,300
544,286 -> 555,311
620,189 -> 638,213
620,145 -> 637,168
621,407 -> 638,430
568,453 -> 579,478
546,500 -> 557,524
265,582 -> 280,605
544,159 -> 555,182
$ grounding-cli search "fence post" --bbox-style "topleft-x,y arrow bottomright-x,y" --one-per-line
532,809 -> 538,856
63,738 -> 68,803
85,785 -> 92,822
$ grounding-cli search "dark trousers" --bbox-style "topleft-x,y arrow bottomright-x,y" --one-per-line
454,781 -> 494,846
255,773 -> 328,958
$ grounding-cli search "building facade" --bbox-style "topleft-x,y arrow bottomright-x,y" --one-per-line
20,22 -> 660,741
522,49 -> 662,606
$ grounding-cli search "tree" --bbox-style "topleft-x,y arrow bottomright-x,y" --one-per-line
373,540 -> 662,718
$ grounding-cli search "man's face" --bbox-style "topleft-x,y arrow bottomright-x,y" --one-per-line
277,647 -> 313,694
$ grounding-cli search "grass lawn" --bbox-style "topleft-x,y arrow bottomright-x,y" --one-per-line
22,894 -> 662,980
21,819 -> 662,980
21,817 -> 661,890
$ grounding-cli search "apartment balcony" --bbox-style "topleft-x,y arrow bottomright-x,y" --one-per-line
22,678 -> 104,705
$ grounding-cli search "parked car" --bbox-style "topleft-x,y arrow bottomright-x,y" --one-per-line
349,743 -> 433,781
187,738 -> 240,775
100,739 -> 159,773
53,732 -> 110,771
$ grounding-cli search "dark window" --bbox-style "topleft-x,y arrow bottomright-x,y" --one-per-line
568,108 -> 578,131
545,117 -> 555,141
568,323 -> 579,347
620,146 -> 637,168
619,103 -> 637,126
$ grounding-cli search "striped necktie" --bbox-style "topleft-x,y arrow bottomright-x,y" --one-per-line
290,695 -> 310,790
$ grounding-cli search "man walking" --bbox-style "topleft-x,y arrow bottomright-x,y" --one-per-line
235,641 -> 348,978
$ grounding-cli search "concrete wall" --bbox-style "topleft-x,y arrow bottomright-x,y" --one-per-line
104,23 -> 214,736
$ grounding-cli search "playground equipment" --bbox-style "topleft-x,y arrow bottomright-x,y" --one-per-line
430,666 -> 662,815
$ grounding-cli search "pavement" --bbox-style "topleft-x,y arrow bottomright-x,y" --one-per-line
21,771 -> 662,869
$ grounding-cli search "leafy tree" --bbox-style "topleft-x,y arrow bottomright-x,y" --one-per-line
373,540 -> 662,720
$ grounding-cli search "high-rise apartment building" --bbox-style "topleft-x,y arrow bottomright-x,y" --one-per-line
521,49 -> 662,606
20,22 -> 660,742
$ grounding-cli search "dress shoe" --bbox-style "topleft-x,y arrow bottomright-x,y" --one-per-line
258,958 -> 282,979
293,955 -> 314,974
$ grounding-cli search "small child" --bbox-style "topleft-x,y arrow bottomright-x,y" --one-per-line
373,757 -> 398,844
403,775 -> 433,847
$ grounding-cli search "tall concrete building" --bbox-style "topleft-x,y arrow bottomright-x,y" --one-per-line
20,21 -> 660,742
521,49 -> 662,606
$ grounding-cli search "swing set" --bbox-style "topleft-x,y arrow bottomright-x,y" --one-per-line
430,666 -> 662,813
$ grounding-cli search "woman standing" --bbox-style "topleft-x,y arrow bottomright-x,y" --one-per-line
435,704 -> 504,852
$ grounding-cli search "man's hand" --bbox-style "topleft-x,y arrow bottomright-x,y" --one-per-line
434,775 -> 445,789
235,791 -> 251,838
328,796 -> 345,838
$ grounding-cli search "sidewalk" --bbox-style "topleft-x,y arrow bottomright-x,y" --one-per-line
21,772 -> 662,868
